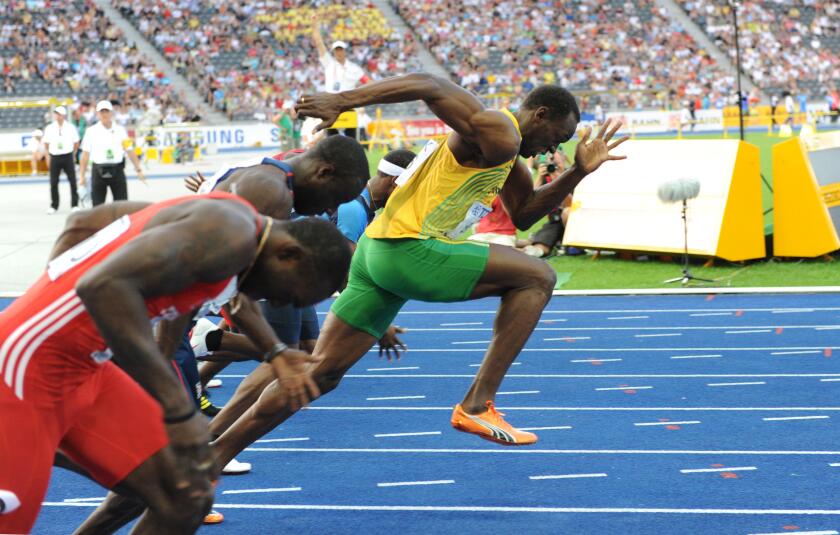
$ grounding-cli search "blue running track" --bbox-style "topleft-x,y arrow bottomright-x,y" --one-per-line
5,293 -> 840,535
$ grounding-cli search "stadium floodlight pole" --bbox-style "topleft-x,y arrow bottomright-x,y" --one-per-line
729,0 -> 745,141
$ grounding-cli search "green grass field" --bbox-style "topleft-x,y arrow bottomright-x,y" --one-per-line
367,130 -> 839,290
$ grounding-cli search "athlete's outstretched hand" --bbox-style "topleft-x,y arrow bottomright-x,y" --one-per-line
269,349 -> 322,411
185,171 -> 206,193
295,92 -> 343,133
378,325 -> 407,361
573,118 -> 629,175
163,411 -> 217,503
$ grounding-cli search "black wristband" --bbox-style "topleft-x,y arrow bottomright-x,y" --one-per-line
164,407 -> 197,424
263,342 -> 288,363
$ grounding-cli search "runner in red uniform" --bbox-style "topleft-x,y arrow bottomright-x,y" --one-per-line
0,193 -> 352,534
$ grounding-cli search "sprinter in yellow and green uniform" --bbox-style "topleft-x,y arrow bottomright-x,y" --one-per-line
217,73 -> 628,451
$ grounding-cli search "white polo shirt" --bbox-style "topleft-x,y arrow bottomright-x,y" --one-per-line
42,120 -> 80,156
81,121 -> 130,165
319,53 -> 365,93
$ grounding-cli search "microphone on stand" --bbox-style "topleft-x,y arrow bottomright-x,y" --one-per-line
657,178 -> 713,286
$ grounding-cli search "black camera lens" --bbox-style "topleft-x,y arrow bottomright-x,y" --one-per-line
546,163 -> 557,174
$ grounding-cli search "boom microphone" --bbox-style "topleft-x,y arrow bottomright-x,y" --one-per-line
657,178 -> 701,204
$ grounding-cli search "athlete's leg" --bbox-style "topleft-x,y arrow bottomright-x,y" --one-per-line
212,313 -> 377,467
461,244 -> 555,413
198,360 -> 229,387
208,362 -> 275,437
65,364 -> 212,535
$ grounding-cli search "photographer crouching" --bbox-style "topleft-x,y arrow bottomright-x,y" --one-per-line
520,150 -> 582,258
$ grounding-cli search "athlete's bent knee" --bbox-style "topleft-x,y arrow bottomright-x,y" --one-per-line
522,260 -> 556,298
150,493 -> 212,531
315,367 -> 346,396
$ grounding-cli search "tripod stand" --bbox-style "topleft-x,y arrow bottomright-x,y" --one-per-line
664,199 -> 714,285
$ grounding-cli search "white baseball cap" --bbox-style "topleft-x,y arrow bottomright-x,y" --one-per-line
96,100 -> 113,112
53,105 -> 67,116
331,40 -> 348,50
32,129 -> 43,137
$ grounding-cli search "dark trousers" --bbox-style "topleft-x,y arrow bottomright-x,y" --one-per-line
48,153 -> 78,209
91,163 -> 127,206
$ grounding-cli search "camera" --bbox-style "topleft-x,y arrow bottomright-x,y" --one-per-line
545,163 -> 557,174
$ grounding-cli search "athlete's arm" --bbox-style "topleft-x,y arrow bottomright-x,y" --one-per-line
155,314 -> 194,360
500,121 -> 628,230
296,73 -> 519,166
49,201 -> 152,260
75,202 -> 257,420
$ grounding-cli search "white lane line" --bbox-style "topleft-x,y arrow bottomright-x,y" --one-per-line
377,480 -> 454,488
771,309 -> 815,314
816,326 -> 840,331
830,463 -> 840,467
725,330 -> 772,334
762,416 -> 830,422
304,406 -> 840,412
255,437 -> 310,443
366,396 -> 426,401
469,362 -> 521,367
41,502 -> 840,514
387,306 -> 840,314
365,367 -> 420,372
405,324 -> 840,333
222,487 -> 301,495
680,466 -> 757,474
690,312 -> 733,317
571,358 -> 623,363
748,531 -> 837,535
349,373 -> 840,379
440,322 -> 483,326
634,421 -> 701,427
635,333 -> 681,338
519,426 -> 573,431
821,379 -> 840,382
217,374 -> 247,378
608,316 -> 649,320
544,336 -> 591,341
497,390 -> 540,395
539,319 -> 567,323
595,386 -> 653,391
452,340 -> 492,345
374,431 -> 442,438
62,497 -> 106,502
708,382 -> 766,387
365,346 -> 840,353
530,473 -> 607,480
245,446 -> 840,455
772,350 -> 822,355
670,354 -> 723,360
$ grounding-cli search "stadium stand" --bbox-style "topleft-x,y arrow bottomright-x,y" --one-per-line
679,0 -> 840,100
0,0 -> 195,130
390,0 -> 738,110
114,1 -> 423,120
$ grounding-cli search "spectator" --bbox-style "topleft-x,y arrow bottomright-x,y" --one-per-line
312,24 -> 367,138
41,106 -> 80,215
28,129 -> 48,176
520,151 -> 580,258
78,100 -> 145,206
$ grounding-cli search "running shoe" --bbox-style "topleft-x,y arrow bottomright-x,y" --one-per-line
222,458 -> 252,475
0,489 -> 20,514
200,393 -> 221,417
203,510 -> 224,524
190,318 -> 219,357
450,401 -> 537,445
206,378 -> 223,388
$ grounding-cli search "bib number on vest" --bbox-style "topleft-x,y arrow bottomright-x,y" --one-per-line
396,139 -> 439,186
445,201 -> 492,239
47,215 -> 131,281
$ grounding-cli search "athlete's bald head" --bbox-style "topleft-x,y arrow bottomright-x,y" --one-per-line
290,135 -> 369,216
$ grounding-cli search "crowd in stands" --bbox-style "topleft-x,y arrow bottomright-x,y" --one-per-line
114,0 -> 422,120
0,0 -> 197,128
390,0 -> 737,110
680,0 -> 839,102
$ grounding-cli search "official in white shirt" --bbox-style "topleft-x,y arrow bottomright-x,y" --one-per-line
311,25 -> 367,139
42,105 -> 80,214
78,100 -> 146,206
